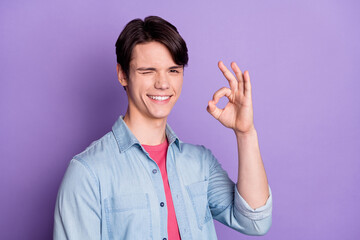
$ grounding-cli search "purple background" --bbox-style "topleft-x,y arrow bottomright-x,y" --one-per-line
1,0 -> 359,239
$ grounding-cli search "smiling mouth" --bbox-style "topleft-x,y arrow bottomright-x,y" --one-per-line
148,95 -> 172,101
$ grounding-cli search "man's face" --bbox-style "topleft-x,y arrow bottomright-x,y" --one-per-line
120,41 -> 184,121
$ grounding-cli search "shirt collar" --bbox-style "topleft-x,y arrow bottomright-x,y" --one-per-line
112,115 -> 182,153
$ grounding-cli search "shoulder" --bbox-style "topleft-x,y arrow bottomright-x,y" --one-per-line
72,131 -> 118,168
176,141 -> 217,170
179,141 -> 214,159
175,141 -> 218,185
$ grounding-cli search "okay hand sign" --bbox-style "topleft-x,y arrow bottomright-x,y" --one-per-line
207,61 -> 255,134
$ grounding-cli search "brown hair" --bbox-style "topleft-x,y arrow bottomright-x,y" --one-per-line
115,16 -> 189,79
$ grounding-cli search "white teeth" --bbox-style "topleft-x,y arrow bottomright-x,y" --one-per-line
149,96 -> 170,101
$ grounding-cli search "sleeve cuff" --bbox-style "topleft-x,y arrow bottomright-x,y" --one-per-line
234,185 -> 272,221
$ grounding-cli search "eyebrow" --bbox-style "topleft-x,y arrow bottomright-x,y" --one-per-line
136,65 -> 183,71
169,65 -> 183,70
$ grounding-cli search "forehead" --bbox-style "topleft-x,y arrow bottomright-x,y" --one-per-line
130,41 -> 176,68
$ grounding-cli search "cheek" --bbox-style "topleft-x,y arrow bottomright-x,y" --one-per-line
128,77 -> 145,94
174,77 -> 183,91
127,83 -> 144,103
177,83 -> 183,93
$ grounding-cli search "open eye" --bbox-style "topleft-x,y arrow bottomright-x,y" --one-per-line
170,69 -> 180,73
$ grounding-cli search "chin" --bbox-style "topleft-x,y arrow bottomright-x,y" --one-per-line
148,110 -> 171,120
146,104 -> 174,120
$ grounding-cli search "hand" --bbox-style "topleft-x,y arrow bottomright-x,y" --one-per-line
207,61 -> 255,134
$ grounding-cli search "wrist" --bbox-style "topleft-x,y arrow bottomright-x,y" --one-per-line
234,126 -> 257,138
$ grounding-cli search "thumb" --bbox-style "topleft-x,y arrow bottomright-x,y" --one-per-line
207,100 -> 222,119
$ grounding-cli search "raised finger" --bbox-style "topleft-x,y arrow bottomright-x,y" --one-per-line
218,61 -> 238,90
243,70 -> 252,97
231,62 -> 244,95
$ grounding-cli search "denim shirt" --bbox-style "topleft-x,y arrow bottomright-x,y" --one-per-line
54,116 -> 272,240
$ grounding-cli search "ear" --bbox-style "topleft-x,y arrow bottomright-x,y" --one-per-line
116,64 -> 128,87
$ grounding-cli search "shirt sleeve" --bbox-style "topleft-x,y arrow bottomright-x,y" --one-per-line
53,158 -> 101,240
206,148 -> 272,236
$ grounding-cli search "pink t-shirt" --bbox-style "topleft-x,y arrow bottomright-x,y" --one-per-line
142,139 -> 181,240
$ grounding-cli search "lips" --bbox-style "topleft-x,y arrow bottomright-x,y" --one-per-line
147,95 -> 173,102
148,95 -> 170,101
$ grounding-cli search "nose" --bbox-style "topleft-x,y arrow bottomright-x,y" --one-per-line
155,72 -> 170,89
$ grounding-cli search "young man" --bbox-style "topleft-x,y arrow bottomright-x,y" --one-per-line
54,16 -> 272,239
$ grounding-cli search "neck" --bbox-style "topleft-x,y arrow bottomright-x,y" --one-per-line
123,109 -> 167,146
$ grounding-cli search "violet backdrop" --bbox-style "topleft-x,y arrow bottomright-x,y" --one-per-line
1,0 -> 359,239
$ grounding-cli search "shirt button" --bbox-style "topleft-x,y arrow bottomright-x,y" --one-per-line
160,202 -> 165,207
152,169 -> 157,174
163,238 -> 167,240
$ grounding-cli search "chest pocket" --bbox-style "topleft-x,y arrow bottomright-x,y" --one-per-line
186,180 -> 212,230
104,193 -> 152,240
